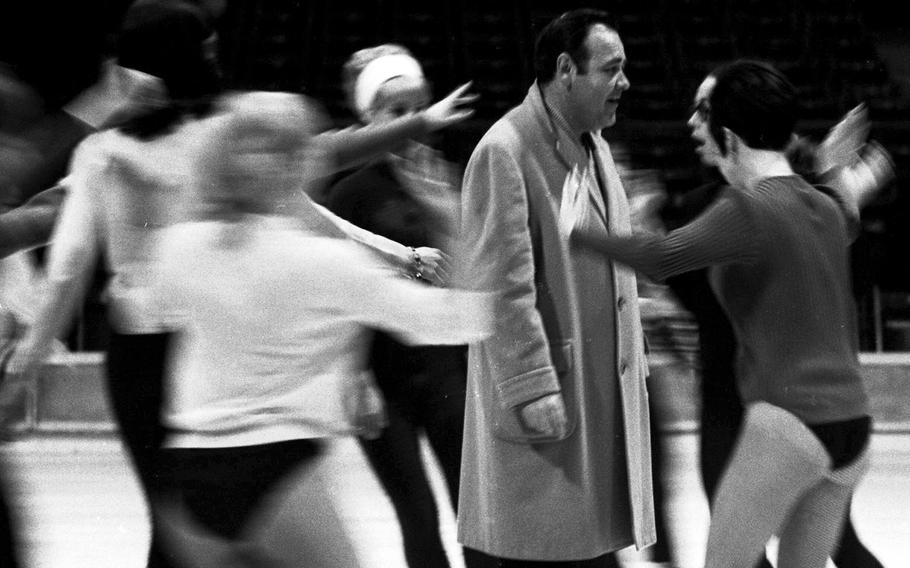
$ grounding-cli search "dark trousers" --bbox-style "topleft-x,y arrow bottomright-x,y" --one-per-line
462,548 -> 620,568
647,391 -> 675,564
106,331 -> 174,568
360,339 -> 469,568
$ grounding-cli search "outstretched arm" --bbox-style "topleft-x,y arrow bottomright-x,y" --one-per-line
821,141 -> 894,212
571,192 -> 760,282
816,104 -> 895,210
2,143 -> 102,389
0,185 -> 67,259
310,201 -> 449,285
319,82 -> 477,173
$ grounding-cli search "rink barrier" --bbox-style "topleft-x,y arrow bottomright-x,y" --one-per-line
3,351 -> 909,435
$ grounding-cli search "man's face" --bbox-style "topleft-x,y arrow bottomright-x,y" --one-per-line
567,24 -> 630,131
688,75 -> 722,166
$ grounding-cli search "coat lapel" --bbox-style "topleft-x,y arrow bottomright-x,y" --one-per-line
525,85 -> 585,187
525,85 -> 611,227
589,134 -> 632,237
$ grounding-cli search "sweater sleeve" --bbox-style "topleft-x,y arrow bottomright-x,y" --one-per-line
354,275 -> 494,346
0,185 -> 67,259
45,140 -> 103,285
317,114 -> 427,174
314,240 -> 493,346
814,181 -> 861,242
12,141 -> 105,360
311,201 -> 411,261
575,191 -> 760,282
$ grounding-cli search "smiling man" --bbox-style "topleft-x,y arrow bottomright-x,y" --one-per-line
457,9 -> 655,567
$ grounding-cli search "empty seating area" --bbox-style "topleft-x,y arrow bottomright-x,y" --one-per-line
52,2 -> 909,353
221,3 -> 901,113
217,2 -> 908,162
211,1 -> 910,353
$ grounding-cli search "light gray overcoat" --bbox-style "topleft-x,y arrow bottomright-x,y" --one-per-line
457,84 -> 656,561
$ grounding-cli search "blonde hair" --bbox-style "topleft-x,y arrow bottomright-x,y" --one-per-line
195,91 -> 326,221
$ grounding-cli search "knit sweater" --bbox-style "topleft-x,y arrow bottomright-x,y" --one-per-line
586,175 -> 868,425
46,114 -> 428,334
156,216 -> 493,448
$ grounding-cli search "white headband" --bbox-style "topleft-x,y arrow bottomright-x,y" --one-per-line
353,53 -> 424,119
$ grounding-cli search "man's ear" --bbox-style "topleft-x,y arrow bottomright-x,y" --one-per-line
556,53 -> 576,88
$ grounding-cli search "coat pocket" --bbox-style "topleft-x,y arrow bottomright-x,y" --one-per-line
491,341 -> 577,444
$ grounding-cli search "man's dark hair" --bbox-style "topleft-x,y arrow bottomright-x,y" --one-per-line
708,59 -> 799,154
534,9 -> 616,84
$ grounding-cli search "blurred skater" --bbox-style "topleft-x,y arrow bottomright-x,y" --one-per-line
150,92 -> 493,568
570,60 -> 876,568
2,2 -> 476,567
326,43 -> 472,568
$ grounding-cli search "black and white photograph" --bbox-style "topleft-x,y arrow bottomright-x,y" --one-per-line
0,1 -> 907,567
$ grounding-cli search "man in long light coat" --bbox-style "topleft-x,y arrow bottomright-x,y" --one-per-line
457,10 -> 655,566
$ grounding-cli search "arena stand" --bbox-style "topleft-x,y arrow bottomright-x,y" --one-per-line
218,0 -> 910,352
4,1 -> 910,431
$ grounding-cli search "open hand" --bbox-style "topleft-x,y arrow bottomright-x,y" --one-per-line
423,82 -> 478,131
817,103 -> 869,173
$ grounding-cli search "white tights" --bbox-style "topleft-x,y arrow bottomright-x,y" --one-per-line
704,402 -> 868,568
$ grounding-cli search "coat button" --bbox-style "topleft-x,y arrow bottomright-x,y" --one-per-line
617,296 -> 626,310
620,361 -> 628,375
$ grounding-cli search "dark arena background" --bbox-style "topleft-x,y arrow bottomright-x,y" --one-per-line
4,0 -> 910,352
